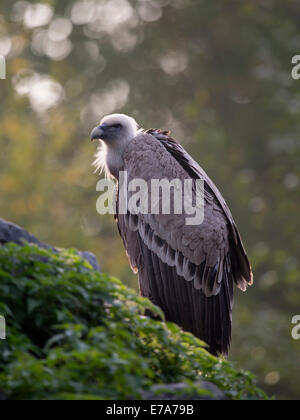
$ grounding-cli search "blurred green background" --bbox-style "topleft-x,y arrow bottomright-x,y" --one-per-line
0,0 -> 299,399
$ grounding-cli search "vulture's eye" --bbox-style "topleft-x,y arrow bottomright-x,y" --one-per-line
111,124 -> 122,129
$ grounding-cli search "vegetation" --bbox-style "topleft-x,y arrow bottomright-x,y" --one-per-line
0,243 -> 267,400
0,0 -> 299,398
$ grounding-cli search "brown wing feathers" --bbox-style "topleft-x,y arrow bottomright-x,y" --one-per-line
154,132 -> 253,289
117,208 -> 234,355
138,236 -> 233,355
116,130 -> 252,356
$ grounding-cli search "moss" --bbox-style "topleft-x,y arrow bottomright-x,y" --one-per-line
0,243 -> 267,400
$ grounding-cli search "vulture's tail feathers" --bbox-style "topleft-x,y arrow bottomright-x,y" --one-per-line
230,227 -> 253,292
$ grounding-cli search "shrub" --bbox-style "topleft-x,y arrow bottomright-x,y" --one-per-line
0,243 -> 267,400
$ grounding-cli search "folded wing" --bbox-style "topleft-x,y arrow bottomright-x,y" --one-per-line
115,132 -> 252,355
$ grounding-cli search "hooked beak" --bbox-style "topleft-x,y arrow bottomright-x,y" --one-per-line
90,125 -> 106,141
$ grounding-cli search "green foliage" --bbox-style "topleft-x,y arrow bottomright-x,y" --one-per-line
0,243 -> 266,400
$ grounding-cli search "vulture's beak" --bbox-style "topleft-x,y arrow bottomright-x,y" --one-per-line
90,125 -> 106,141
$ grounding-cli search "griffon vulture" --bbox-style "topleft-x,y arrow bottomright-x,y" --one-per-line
91,114 -> 253,355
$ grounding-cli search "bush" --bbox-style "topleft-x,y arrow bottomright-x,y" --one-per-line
0,243 -> 267,400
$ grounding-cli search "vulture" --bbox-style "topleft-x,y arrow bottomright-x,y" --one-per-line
91,114 -> 253,356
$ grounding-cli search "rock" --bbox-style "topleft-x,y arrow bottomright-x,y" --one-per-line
0,218 -> 51,250
77,251 -> 101,272
141,381 -> 227,401
0,218 -> 101,272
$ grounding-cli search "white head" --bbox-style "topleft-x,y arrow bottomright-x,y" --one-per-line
91,113 -> 139,178
91,114 -> 138,144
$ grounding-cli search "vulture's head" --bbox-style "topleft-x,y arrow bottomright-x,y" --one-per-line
90,114 -> 138,145
91,114 -> 139,178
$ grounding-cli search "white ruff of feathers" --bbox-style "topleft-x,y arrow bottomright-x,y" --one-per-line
93,142 -> 110,179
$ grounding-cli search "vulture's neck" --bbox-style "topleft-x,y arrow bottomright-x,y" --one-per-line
99,137 -> 132,180
105,143 -> 125,179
